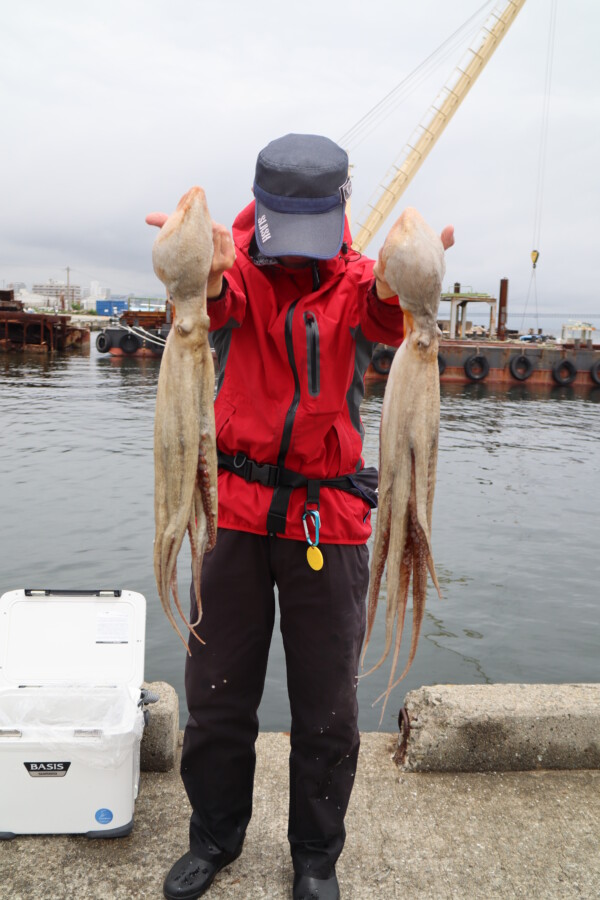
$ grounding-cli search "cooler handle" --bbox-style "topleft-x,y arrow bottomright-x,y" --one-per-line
24,589 -> 122,597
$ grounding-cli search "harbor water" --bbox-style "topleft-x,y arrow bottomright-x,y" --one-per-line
0,345 -> 598,731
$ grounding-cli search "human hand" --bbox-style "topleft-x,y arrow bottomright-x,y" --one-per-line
146,209 -> 235,297
207,222 -> 236,297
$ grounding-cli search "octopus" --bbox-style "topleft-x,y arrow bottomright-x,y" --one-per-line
361,207 -> 446,721
152,187 -> 218,652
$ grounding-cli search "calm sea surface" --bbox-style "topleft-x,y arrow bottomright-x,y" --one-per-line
1,345 -> 598,731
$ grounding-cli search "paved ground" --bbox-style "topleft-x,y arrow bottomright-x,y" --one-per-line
2,732 -> 599,899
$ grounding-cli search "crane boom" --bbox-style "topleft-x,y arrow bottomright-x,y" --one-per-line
351,0 -> 527,252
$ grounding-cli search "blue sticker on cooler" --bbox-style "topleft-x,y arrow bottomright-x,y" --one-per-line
95,808 -> 114,825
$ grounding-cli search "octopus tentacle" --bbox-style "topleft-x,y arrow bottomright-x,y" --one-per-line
188,432 -> 218,629
372,453 -> 434,717
187,508 -> 202,630
362,208 -> 445,722
197,431 -> 218,552
361,471 -> 391,668
170,565 -> 204,645
372,545 -> 412,712
154,542 -> 196,651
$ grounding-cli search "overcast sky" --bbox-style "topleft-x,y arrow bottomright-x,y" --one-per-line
2,0 -> 598,321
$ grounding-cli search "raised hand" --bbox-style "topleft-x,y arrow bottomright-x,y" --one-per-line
207,222 -> 236,297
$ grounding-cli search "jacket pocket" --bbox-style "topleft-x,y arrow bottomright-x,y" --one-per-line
214,398 -> 235,441
304,311 -> 320,397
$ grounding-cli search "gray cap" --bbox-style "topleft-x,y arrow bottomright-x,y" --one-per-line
253,133 -> 351,260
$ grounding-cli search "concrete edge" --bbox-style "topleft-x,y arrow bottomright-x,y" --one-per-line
140,680 -> 179,772
139,682 -> 600,774
400,683 -> 600,772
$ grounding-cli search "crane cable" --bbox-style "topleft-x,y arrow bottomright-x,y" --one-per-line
522,0 -> 559,334
338,0 -> 497,153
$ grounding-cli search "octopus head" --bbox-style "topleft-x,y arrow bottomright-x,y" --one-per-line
379,208 -> 446,323
152,187 -> 214,300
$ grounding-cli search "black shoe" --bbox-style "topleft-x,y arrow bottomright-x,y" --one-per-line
293,872 -> 340,900
163,847 -> 241,899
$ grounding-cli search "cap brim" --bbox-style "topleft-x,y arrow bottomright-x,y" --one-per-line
254,200 -> 345,260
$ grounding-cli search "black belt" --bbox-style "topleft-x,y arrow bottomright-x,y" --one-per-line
218,451 -> 378,535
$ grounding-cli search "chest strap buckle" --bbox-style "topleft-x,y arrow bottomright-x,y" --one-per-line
232,452 -> 280,488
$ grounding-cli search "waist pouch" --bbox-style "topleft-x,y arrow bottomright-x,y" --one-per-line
218,450 -> 378,536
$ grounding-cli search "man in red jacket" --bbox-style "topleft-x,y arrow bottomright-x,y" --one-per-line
149,134 -> 453,900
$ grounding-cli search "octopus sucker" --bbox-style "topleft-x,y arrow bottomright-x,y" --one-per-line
361,208 -> 446,722
188,436 -> 218,629
152,187 -> 217,653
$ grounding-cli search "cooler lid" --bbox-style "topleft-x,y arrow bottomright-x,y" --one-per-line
0,590 -> 146,690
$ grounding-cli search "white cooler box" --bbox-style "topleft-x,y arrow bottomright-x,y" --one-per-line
0,588 -> 146,839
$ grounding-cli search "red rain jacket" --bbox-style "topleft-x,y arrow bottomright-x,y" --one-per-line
208,200 -> 405,544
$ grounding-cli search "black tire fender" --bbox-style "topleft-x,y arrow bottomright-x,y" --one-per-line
95,331 -> 111,353
552,359 -> 577,386
590,360 -> 600,386
437,354 -> 446,376
509,354 -> 533,381
119,332 -> 140,355
464,354 -> 490,382
371,347 -> 396,375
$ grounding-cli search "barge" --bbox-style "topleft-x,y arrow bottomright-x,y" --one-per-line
95,305 -> 171,358
95,301 -> 217,365
368,279 -> 600,388
0,291 -> 90,353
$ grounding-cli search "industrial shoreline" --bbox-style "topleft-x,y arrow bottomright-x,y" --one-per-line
3,682 -> 599,899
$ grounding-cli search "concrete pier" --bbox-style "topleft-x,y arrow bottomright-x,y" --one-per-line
402,683 -> 600,772
2,683 -> 599,899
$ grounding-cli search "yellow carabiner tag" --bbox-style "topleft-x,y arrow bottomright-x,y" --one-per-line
306,545 -> 324,571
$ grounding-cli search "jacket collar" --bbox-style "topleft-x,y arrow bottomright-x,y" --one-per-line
232,200 -> 354,280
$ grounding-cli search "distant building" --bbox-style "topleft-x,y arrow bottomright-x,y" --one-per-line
24,290 -> 58,310
85,280 -> 111,301
32,279 -> 81,308
81,280 -> 111,311
7,281 -> 27,293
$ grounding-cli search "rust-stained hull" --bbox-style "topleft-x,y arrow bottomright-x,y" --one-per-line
367,339 -> 600,389
96,315 -> 218,368
96,323 -> 168,358
108,347 -> 160,358
0,310 -> 90,353
95,309 -> 171,358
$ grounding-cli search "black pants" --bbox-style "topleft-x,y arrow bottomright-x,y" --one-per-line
181,529 -> 369,879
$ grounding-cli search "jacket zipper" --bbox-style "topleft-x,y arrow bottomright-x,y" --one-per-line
304,311 -> 320,397
277,298 -> 301,466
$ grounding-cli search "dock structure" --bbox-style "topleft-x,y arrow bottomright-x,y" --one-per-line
440,283 -> 499,341
2,681 -> 599,898
368,278 -> 600,388
0,290 -> 89,353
